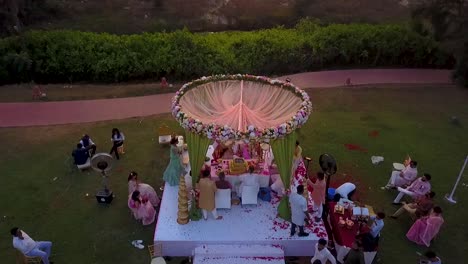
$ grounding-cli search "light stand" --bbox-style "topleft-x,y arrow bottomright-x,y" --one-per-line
445,155 -> 468,204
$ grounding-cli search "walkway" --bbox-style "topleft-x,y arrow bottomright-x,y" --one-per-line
0,69 -> 452,127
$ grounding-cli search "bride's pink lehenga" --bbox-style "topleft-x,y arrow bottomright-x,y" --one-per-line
406,215 -> 444,247
128,180 -> 160,207
128,195 -> 157,225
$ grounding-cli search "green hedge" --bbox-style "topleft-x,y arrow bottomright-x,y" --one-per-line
0,24 -> 454,84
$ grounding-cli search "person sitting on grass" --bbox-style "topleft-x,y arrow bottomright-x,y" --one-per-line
79,134 -> 97,156
393,173 -> 431,205
383,160 -> 418,190
72,143 -> 89,166
391,191 -> 435,220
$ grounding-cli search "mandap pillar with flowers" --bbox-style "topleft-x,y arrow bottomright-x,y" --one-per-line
171,74 -> 312,221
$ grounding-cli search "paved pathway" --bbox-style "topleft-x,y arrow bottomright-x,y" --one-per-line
0,69 -> 452,127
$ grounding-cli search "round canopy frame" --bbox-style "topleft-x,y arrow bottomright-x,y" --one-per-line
171,74 -> 312,142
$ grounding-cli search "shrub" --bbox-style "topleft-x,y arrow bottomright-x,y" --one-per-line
0,24 -> 453,84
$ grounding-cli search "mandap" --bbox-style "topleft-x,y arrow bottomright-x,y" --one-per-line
171,74 -> 312,221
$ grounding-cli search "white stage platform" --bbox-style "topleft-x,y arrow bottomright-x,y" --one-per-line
193,245 -> 285,264
154,183 -> 328,257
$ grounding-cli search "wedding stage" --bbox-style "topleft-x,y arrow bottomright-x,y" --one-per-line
153,182 -> 328,257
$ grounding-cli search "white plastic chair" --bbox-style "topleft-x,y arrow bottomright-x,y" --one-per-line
215,188 -> 232,209
241,185 -> 259,206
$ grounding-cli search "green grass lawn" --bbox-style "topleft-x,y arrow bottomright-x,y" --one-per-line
0,86 -> 467,263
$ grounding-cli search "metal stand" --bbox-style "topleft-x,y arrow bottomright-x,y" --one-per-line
445,155 -> 468,204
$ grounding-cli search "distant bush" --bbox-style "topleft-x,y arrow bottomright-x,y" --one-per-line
453,42 -> 468,88
0,24 -> 453,84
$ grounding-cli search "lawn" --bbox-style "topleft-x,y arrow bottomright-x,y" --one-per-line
0,85 -> 467,263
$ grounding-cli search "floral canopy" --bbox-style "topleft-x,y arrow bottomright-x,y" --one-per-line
171,74 -> 312,221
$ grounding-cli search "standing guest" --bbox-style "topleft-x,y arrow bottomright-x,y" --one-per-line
307,172 -> 326,220
289,185 -> 309,237
215,171 -> 232,190
128,190 -> 157,225
163,137 -> 185,186
293,140 -> 303,171
335,182 -> 356,200
393,174 -> 431,205
79,134 -> 97,156
391,191 -> 435,219
11,227 -> 53,264
343,241 -> 365,264
310,239 -> 336,264
109,128 -> 125,160
197,170 -> 222,220
407,206 -> 444,247
239,165 -> 260,197
383,161 -> 418,189
420,251 -> 442,264
128,171 -> 160,207
72,143 -> 89,166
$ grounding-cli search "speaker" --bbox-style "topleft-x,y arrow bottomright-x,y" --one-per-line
96,190 -> 114,204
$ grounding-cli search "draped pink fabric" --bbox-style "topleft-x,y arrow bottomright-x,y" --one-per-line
178,80 -> 303,132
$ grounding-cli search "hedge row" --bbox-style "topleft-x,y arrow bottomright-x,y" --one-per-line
0,23 -> 454,84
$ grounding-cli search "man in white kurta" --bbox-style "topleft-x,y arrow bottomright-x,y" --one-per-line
289,185 -> 309,237
311,238 -> 336,264
384,161 -> 418,189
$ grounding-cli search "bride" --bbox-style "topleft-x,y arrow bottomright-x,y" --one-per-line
128,171 -> 160,207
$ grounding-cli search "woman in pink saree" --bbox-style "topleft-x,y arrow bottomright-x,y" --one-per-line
128,190 -> 157,225
128,171 -> 160,207
406,206 -> 444,247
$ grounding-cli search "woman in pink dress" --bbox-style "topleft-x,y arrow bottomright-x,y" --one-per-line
307,172 -> 326,220
406,206 -> 444,247
128,171 -> 160,207
242,142 -> 251,159
128,190 -> 157,225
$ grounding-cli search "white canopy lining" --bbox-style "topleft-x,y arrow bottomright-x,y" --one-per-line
178,80 -> 303,132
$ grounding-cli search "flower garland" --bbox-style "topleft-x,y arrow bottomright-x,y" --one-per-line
171,74 -> 312,141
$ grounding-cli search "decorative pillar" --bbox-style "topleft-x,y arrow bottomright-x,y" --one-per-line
177,176 -> 189,225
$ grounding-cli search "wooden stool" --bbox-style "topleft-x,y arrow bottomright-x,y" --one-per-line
16,250 -> 42,264
117,145 -> 125,154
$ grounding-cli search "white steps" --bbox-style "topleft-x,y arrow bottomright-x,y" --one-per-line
193,244 -> 285,264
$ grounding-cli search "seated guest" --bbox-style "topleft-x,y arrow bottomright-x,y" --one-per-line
420,251 -> 442,264
407,206 -> 444,247
128,190 -> 156,225
11,227 -> 53,264
215,171 -> 232,190
310,238 -> 336,264
370,212 -> 385,239
383,160 -> 418,189
128,171 -> 160,207
391,191 -> 435,219
72,143 -> 89,165
335,182 -> 356,200
79,134 -> 97,156
393,173 -> 431,205
239,165 -> 260,197
343,241 -> 365,264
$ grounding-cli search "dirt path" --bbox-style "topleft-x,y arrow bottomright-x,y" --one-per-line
0,69 -> 452,127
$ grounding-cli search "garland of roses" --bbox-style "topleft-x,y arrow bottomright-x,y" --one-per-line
171,74 -> 312,141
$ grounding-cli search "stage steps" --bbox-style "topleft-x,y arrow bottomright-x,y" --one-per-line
193,244 -> 285,264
